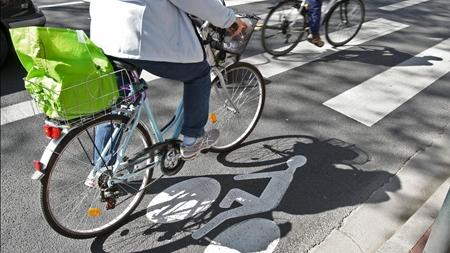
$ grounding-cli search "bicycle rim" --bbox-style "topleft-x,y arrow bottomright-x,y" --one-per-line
41,114 -> 153,239
207,62 -> 265,153
261,1 -> 306,56
325,0 -> 365,46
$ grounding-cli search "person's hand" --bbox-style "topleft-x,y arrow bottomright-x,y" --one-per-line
228,17 -> 248,37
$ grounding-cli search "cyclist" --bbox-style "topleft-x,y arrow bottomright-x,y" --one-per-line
89,0 -> 246,161
306,0 -> 325,47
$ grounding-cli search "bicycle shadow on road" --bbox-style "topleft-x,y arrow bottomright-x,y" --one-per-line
321,45 -> 443,67
250,44 -> 443,69
91,135 -> 400,253
216,135 -> 400,214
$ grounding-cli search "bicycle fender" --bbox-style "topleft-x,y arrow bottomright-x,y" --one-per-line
31,131 -> 67,181
210,60 -> 236,80
322,11 -> 330,26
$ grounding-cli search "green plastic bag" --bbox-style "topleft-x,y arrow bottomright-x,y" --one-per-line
10,26 -> 119,121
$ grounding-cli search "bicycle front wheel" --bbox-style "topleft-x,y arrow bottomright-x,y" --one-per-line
41,114 -> 153,239
207,62 -> 265,153
261,0 -> 307,56
324,0 -> 365,47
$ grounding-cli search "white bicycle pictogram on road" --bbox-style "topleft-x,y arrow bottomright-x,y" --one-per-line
147,155 -> 307,252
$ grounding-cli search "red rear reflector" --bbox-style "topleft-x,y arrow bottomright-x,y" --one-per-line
34,160 -> 42,171
51,127 -> 61,139
43,124 -> 61,139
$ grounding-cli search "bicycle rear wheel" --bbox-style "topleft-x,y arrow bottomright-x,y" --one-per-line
40,114 -> 153,239
207,62 -> 265,153
324,0 -> 365,47
261,0 -> 307,56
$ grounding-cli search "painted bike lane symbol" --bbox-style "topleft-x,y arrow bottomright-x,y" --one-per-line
146,155 -> 307,251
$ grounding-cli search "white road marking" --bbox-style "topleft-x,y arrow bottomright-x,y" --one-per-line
204,218 -> 280,253
244,18 -> 409,78
0,18 -> 407,126
225,0 -> 267,7
37,0 -> 261,9
379,0 -> 430,11
192,156 -> 307,239
323,38 -> 450,127
1,100 -> 40,125
146,177 -> 220,223
38,1 -> 89,9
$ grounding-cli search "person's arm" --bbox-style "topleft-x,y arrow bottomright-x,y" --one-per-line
168,0 -> 246,35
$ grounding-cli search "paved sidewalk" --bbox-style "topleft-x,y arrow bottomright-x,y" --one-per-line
310,124 -> 450,253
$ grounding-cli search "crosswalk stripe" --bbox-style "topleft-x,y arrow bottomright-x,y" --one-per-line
37,0 -> 264,9
243,18 -> 409,78
379,0 -> 430,11
323,37 -> 450,127
1,100 -> 39,125
225,0 -> 267,7
0,18 -> 409,126
38,1 -> 88,9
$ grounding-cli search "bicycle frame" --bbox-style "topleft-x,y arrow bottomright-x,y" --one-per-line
99,92 -> 185,187
290,0 -> 339,26
32,20 -> 239,184
201,20 -> 239,111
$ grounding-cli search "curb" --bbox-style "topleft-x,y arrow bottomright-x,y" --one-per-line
309,124 -> 450,253
377,178 -> 450,253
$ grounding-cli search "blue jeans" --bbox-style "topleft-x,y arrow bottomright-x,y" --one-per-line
307,0 -> 323,35
127,59 -> 211,138
94,59 -> 211,166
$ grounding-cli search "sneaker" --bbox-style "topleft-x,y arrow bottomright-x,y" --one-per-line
307,33 -> 324,47
84,170 -> 103,188
180,129 -> 220,161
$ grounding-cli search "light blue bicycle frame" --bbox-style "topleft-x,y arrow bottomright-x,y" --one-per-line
90,20 -> 239,187
92,78 -> 185,187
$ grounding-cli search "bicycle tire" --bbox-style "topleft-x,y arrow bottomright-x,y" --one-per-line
41,114 -> 153,239
207,62 -> 265,153
261,0 -> 307,56
324,0 -> 365,47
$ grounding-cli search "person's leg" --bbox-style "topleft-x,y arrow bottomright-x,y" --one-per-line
307,0 -> 322,35
127,59 -> 211,138
93,71 -> 132,167
306,0 -> 324,47
94,122 -> 124,167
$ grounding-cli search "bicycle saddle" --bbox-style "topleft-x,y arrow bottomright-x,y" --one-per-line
106,55 -> 137,71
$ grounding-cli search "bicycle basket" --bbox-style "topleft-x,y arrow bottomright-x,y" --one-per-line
25,70 -> 120,121
10,26 -> 121,121
212,13 -> 260,55
26,69 -> 143,127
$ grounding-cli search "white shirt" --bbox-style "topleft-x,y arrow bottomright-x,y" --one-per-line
89,0 -> 236,63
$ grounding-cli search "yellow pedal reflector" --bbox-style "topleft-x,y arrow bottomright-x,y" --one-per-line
88,207 -> 101,217
210,113 -> 217,123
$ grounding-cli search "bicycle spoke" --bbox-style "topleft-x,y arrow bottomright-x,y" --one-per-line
262,1 -> 307,55
325,0 -> 365,46
41,115 -> 153,239
206,62 -> 265,152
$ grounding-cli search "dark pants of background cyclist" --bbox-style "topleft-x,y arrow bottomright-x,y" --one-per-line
307,0 -> 323,36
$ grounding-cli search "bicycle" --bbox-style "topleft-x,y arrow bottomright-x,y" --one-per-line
261,0 -> 365,56
29,13 -> 265,239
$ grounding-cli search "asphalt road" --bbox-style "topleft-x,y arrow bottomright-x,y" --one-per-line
1,0 -> 449,252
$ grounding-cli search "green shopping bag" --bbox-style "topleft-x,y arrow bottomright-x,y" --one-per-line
10,27 -> 119,120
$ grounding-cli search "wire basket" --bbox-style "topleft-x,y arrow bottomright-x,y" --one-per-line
211,13 -> 260,55
26,69 -> 141,127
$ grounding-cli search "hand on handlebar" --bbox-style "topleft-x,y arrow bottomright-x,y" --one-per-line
228,17 -> 248,37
